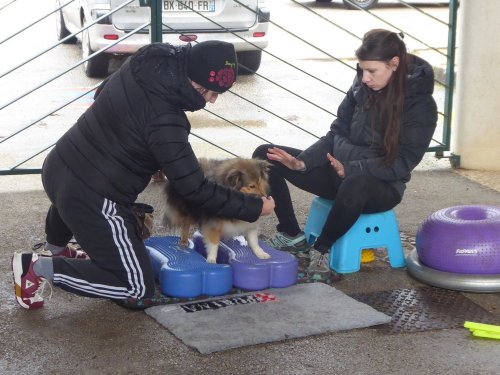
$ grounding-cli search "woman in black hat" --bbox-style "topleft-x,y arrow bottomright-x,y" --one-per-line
253,29 -> 437,279
12,40 -> 275,310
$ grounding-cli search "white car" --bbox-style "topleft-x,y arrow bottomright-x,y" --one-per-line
56,0 -> 270,77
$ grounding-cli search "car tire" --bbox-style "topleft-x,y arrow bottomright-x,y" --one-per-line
56,10 -> 76,44
342,0 -> 379,10
237,50 -> 262,75
82,17 -> 109,78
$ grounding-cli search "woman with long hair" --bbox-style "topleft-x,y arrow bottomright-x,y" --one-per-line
253,29 -> 437,278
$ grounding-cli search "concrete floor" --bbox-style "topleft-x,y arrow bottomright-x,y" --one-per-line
1,156 -> 500,375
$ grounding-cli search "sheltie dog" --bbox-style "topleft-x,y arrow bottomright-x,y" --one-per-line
162,157 -> 271,263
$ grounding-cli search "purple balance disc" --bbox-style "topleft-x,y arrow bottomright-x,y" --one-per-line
192,232 -> 298,291
416,205 -> 500,274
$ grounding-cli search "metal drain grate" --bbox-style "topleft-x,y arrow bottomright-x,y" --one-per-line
350,287 -> 496,333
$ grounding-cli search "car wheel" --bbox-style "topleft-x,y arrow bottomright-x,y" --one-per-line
342,0 -> 379,10
237,50 -> 262,75
82,17 -> 109,78
56,9 -> 76,44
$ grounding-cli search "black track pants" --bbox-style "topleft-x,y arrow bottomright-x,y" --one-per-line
253,144 -> 402,248
41,149 -> 155,299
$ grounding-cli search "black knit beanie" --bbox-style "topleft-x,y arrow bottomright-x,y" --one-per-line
187,41 -> 238,93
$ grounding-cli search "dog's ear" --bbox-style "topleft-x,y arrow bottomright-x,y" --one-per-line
258,160 -> 271,180
225,168 -> 244,190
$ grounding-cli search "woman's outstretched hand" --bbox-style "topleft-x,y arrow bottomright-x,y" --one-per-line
266,147 -> 306,171
260,196 -> 275,216
327,153 -> 345,178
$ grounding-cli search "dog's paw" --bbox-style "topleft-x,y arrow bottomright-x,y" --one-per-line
178,240 -> 189,248
206,255 -> 217,264
255,250 -> 271,259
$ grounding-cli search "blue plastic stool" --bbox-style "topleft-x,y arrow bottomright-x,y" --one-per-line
304,197 -> 406,274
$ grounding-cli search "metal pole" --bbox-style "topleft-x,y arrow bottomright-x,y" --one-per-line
439,0 -> 458,161
140,0 -> 163,43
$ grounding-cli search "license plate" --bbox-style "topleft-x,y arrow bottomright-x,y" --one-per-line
163,0 -> 215,12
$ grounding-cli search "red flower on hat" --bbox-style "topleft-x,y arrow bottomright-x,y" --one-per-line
215,67 -> 235,88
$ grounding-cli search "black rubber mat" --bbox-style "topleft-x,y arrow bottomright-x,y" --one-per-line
350,286 -> 497,333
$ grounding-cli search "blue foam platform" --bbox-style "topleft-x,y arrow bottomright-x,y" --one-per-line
145,236 -> 232,298
192,232 -> 298,291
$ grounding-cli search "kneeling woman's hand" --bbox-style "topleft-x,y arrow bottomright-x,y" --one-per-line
260,196 -> 275,216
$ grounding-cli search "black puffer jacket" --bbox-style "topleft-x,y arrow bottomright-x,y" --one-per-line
297,55 -> 437,197
53,43 -> 262,221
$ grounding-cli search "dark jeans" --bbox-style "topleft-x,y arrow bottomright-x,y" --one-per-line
253,144 -> 402,249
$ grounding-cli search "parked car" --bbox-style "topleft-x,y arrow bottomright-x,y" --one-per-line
56,0 -> 270,78
316,0 -> 449,10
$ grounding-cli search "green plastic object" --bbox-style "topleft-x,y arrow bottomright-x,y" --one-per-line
464,321 -> 500,340
472,330 -> 500,340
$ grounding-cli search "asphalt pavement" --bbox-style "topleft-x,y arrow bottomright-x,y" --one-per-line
1,155 -> 500,375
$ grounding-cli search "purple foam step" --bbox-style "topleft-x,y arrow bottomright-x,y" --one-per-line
192,232 -> 298,291
145,236 -> 232,298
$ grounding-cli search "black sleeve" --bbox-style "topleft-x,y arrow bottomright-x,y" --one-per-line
93,76 -> 111,99
146,115 -> 263,222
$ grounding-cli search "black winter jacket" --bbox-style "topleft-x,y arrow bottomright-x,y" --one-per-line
52,43 -> 262,221
297,55 -> 437,197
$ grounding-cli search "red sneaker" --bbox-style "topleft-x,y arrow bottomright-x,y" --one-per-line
12,252 -> 47,310
36,243 -> 89,260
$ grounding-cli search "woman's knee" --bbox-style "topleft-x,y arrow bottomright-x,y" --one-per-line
142,277 -> 156,299
138,259 -> 156,299
252,144 -> 272,159
122,256 -> 156,299
124,273 -> 155,299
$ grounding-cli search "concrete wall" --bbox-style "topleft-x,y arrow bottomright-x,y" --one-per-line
452,0 -> 500,170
